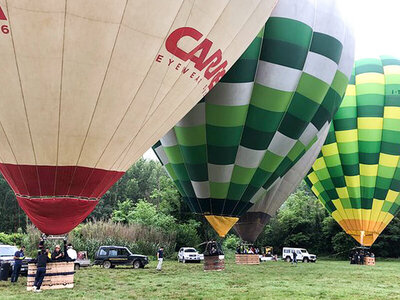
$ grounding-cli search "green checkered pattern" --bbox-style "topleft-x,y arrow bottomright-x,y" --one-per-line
154,0 -> 354,219
305,56 -> 400,245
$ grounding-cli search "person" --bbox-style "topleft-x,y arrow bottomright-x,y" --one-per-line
292,250 -> 297,265
51,245 -> 64,261
11,246 -> 25,283
46,248 -> 51,259
236,245 -> 240,254
33,249 -> 50,292
66,243 -> 77,261
156,247 -> 164,271
359,250 -> 365,265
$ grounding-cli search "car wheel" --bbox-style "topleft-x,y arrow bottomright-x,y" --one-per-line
133,260 -> 141,269
74,264 -> 81,270
285,256 -> 291,263
303,257 -> 309,263
103,261 -> 112,269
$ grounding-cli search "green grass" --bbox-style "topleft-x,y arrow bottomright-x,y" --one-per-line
1,259 -> 400,299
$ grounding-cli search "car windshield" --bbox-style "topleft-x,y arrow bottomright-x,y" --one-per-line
185,249 -> 196,252
0,246 -> 18,257
301,249 -> 307,253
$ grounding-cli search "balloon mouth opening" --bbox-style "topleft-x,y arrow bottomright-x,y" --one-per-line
204,215 -> 239,237
16,195 -> 98,235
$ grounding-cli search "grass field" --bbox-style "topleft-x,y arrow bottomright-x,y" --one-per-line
1,258 -> 400,299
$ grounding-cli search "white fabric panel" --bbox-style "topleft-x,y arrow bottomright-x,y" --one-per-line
153,145 -> 169,165
314,0 -> 345,44
160,129 -> 178,147
267,132 -> 297,157
205,82 -> 254,106
208,164 -> 234,183
235,146 -> 266,168
256,61 -> 302,92
299,123 -> 318,146
270,0 -> 316,27
303,52 -> 338,85
191,181 -> 210,199
338,27 -> 355,78
176,102 -> 205,127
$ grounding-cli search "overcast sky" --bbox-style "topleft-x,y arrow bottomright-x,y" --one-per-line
143,0 -> 396,161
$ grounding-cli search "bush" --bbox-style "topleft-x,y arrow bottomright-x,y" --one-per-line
176,220 -> 201,250
223,234 -> 240,251
23,221 -> 176,260
0,232 -> 24,246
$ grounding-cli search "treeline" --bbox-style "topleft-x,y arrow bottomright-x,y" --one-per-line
1,158 -> 400,257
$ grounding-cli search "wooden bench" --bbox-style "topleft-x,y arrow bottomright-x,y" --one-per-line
27,262 -> 75,291
235,254 -> 260,265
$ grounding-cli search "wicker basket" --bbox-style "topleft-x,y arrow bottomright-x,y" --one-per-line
27,262 -> 75,291
204,255 -> 225,271
235,254 -> 260,265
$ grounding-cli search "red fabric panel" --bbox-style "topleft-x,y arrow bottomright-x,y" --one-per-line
54,166 -> 75,196
17,196 -> 98,235
0,163 -> 124,198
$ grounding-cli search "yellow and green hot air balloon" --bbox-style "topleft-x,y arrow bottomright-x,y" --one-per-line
154,0 -> 354,237
306,56 -> 400,246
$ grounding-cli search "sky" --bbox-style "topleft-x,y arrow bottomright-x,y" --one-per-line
143,0 -> 398,161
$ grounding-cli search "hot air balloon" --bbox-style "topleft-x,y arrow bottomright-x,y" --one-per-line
153,0 -> 354,237
306,56 -> 400,246
234,124 -> 330,243
0,0 -> 277,235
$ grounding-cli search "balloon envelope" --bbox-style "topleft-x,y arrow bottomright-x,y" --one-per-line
0,0 -> 277,234
306,56 -> 400,246
154,0 -> 354,237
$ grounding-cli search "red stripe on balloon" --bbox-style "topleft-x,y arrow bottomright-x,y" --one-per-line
0,163 -> 125,234
17,196 -> 99,235
0,163 -> 124,198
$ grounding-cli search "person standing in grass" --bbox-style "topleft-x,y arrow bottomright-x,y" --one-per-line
292,250 -> 297,266
11,246 -> 25,283
156,247 -> 164,271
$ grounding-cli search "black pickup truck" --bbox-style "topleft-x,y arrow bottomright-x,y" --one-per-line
94,246 -> 149,269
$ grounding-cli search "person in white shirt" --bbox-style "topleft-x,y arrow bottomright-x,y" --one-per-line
66,243 -> 77,261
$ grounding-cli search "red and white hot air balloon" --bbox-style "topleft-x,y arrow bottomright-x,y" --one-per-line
0,0 -> 277,234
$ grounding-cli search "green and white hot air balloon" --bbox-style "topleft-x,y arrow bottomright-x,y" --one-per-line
153,0 -> 354,237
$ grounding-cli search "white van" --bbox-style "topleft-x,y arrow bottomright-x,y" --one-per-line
282,247 -> 317,263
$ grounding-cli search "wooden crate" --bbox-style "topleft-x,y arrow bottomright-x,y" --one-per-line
364,257 -> 375,266
235,254 -> 260,265
27,262 -> 75,291
204,255 -> 225,271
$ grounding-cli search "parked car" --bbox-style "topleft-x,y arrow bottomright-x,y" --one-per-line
0,245 -> 31,275
177,247 -> 203,263
94,246 -> 149,269
282,247 -> 317,263
74,251 -> 91,270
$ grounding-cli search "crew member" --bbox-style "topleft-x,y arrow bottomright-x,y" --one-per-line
11,246 -> 25,283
